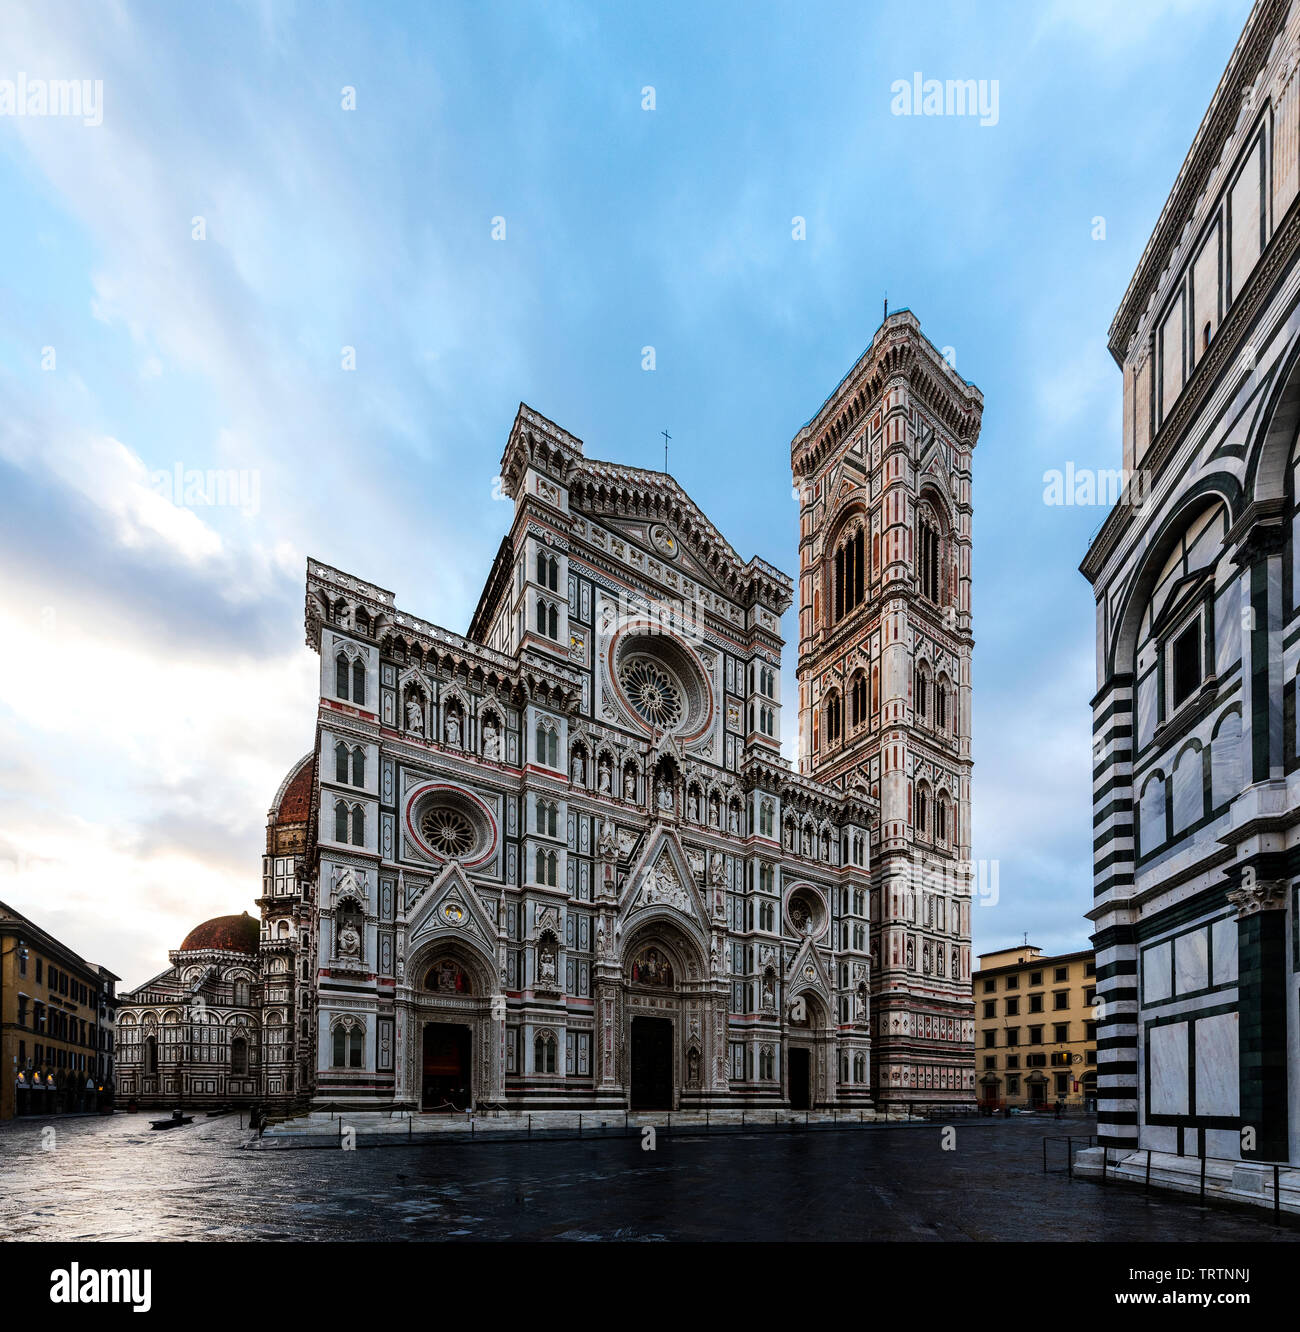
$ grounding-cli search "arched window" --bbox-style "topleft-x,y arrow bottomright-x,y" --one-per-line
351,658 -> 366,706
536,549 -> 558,591
534,1031 -> 557,1073
936,796 -> 948,843
833,527 -> 866,621
536,598 -> 547,634
351,805 -> 365,846
851,672 -> 866,727
915,663 -> 929,720
548,603 -> 558,639
334,800 -> 349,842
233,980 -> 250,1007
335,654 -> 349,700
143,1034 -> 157,1075
935,677 -> 950,732
331,1024 -> 364,1069
825,692 -> 841,744
916,784 -> 929,834
918,505 -> 944,604
230,1036 -> 248,1076
335,741 -> 349,784
351,746 -> 365,787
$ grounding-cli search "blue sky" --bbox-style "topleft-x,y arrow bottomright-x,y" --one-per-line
0,0 -> 1254,985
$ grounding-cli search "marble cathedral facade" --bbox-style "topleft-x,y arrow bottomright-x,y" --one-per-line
1082,0 -> 1300,1170
306,403 -> 876,1112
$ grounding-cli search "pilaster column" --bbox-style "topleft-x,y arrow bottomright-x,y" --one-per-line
1228,875 -> 1289,1162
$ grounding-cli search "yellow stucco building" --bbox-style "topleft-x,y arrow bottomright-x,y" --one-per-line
1,901 -> 120,1120
974,944 -> 1096,1111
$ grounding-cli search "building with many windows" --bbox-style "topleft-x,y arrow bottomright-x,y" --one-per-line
1081,0 -> 1300,1181
1,901 -> 119,1120
973,944 -> 1097,1111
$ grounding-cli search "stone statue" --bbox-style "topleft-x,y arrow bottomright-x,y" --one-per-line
709,852 -> 726,887
657,782 -> 673,812
710,936 -> 721,978
597,761 -> 612,794
482,719 -> 500,760
623,768 -> 636,800
405,696 -> 424,732
338,923 -> 361,958
445,712 -> 461,748
538,944 -> 557,984
727,805 -> 739,834
571,752 -> 585,784
690,789 -> 700,820
597,818 -> 617,861
762,975 -> 775,1010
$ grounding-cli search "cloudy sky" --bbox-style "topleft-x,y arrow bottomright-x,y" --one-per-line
0,0 -> 1254,986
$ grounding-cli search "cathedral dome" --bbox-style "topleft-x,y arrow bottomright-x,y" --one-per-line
180,912 -> 261,955
269,753 -> 314,826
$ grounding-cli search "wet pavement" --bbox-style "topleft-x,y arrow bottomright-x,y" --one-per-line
0,1112 -> 1296,1241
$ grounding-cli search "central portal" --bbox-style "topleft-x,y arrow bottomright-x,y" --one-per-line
422,1022 -> 471,1111
630,1016 -> 674,1110
789,1047 -> 811,1109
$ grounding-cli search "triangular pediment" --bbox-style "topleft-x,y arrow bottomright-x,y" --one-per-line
408,861 -> 497,954
786,933 -> 833,1006
616,826 -> 710,946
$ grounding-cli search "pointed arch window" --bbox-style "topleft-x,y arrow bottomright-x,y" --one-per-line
335,654 -> 350,700
851,673 -> 866,727
918,507 -> 943,604
825,692 -> 842,744
936,679 -> 949,732
334,800 -> 349,843
335,741 -> 350,784
534,1031 -> 557,1073
833,528 -> 865,622
350,805 -> 365,846
351,658 -> 366,707
351,746 -> 365,787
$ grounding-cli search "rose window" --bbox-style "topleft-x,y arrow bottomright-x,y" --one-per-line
619,656 -> 685,729
419,807 -> 475,857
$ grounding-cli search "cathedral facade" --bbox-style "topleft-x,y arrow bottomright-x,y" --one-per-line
115,316 -> 978,1114
306,402 -> 875,1112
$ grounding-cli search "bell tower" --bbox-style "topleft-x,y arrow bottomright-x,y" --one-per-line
791,310 -> 982,1106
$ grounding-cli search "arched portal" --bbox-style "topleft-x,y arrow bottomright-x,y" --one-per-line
397,937 -> 502,1112
785,988 -> 833,1109
617,919 -> 711,1111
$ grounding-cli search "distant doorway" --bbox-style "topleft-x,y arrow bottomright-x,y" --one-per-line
630,1016 -> 673,1110
422,1023 -> 471,1111
1027,1076 -> 1047,1109
789,1047 -> 811,1109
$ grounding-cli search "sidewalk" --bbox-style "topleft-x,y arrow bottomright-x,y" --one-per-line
1074,1145 -> 1300,1218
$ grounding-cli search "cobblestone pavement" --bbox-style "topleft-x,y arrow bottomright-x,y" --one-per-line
1,1112 -> 1296,1241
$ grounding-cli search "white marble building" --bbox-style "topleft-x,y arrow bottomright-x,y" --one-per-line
1081,0 -> 1300,1172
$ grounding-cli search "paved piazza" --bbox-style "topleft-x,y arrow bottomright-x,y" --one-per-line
0,1113 -> 1295,1242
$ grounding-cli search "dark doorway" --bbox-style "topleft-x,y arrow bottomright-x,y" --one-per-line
630,1016 -> 673,1110
1027,1077 -> 1047,1109
789,1047 -> 811,1109
422,1022 -> 471,1111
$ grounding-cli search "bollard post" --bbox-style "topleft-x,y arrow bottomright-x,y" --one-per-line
1145,1149 -> 1152,1192
1199,1150 -> 1206,1203
1275,1163 -> 1281,1224
528,1113 -> 532,1138
578,1113 -> 582,1138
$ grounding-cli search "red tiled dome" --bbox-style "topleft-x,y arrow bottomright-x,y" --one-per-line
180,912 -> 260,954
271,754 -> 314,825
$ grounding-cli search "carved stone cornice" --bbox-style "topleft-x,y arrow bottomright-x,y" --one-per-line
790,311 -> 984,482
